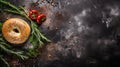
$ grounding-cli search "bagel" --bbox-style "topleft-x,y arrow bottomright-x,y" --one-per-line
2,18 -> 31,45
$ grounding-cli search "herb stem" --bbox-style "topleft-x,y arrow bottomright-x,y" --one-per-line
0,44 -> 28,60
0,0 -> 20,12
0,55 -> 10,67
0,0 -> 51,66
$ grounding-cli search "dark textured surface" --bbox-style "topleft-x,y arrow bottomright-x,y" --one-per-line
3,0 -> 120,67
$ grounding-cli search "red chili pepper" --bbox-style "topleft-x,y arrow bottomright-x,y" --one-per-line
29,10 -> 38,20
36,14 -> 46,24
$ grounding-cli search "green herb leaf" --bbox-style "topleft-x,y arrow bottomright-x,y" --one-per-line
0,55 -> 10,67
0,0 -> 51,66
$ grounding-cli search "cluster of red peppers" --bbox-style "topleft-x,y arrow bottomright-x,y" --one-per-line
29,10 -> 46,24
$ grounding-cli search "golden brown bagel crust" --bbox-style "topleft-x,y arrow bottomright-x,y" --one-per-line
2,18 -> 31,44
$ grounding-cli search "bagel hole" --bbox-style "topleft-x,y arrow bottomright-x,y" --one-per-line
13,28 -> 19,33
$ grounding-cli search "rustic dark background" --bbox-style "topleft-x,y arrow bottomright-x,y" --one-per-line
2,0 -> 120,67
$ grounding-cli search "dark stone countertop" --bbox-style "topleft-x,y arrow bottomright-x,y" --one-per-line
2,0 -> 120,67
